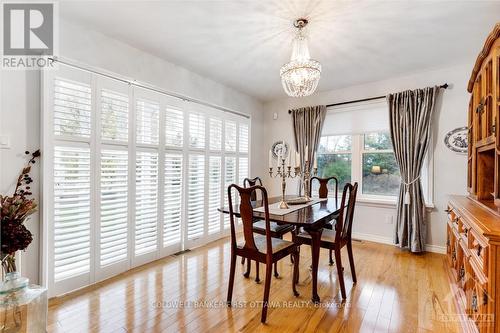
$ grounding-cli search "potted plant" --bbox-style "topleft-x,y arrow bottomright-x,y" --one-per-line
0,150 -> 40,279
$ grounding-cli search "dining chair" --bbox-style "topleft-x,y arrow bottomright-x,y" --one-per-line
294,182 -> 358,300
242,177 -> 295,281
226,184 -> 300,323
310,176 -> 339,265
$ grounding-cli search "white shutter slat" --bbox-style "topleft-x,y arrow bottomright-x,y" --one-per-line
239,123 -> 249,153
100,149 -> 128,267
101,90 -> 129,142
53,79 -> 92,138
225,120 -> 236,152
187,155 -> 205,240
53,146 -> 91,282
209,118 -> 222,151
164,154 -> 183,246
238,157 -> 248,185
189,113 -> 205,149
136,99 -> 159,145
224,157 -> 236,228
208,156 -> 221,234
135,151 -> 158,255
165,107 -> 184,147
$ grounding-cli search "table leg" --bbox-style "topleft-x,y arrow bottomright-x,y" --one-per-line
305,227 -> 323,303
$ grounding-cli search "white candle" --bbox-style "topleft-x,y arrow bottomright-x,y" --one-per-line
305,145 -> 309,162
268,149 -> 273,168
313,155 -> 318,169
295,151 -> 300,167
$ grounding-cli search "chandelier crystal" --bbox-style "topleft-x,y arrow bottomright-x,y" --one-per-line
280,19 -> 321,97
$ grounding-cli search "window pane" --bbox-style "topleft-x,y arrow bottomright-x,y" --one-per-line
317,153 -> 352,192
318,135 -> 351,153
364,132 -> 392,150
362,152 -> 400,196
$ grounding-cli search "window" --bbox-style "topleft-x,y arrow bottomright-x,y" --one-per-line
43,64 -> 251,296
361,132 -> 400,196
317,100 -> 432,203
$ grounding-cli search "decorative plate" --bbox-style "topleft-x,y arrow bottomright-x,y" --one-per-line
444,127 -> 468,153
271,141 -> 290,159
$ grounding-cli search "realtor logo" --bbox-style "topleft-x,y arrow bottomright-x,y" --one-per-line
2,2 -> 57,69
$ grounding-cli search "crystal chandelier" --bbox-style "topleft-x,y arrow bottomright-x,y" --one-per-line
280,18 -> 321,97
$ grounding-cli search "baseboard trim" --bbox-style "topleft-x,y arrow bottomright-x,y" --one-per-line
351,232 -> 446,254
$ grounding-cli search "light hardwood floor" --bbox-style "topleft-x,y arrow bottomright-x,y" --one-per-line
48,238 -> 461,333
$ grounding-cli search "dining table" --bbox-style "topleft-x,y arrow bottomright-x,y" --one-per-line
218,195 -> 340,303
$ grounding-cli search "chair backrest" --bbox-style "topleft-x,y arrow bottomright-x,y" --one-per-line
310,176 -> 338,199
243,177 -> 263,201
335,182 -> 358,242
227,183 -> 273,255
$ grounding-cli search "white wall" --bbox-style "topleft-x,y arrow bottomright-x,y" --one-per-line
0,20 -> 265,284
262,64 -> 470,251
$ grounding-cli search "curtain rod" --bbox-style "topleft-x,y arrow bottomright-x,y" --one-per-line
48,56 -> 251,119
288,83 -> 449,114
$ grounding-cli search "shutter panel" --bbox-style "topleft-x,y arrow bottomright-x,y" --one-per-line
100,149 -> 128,267
238,157 -> 248,185
53,79 -> 92,138
101,89 -> 128,142
164,153 -> 183,246
209,118 -> 222,151
224,157 -> 236,228
187,154 -> 205,240
135,151 -> 158,255
239,123 -> 249,153
208,156 -> 222,234
225,120 -> 236,152
189,112 -> 205,149
165,107 -> 184,147
136,99 -> 159,145
53,146 -> 91,281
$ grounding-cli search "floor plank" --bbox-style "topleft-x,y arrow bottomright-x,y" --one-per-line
48,237 -> 461,333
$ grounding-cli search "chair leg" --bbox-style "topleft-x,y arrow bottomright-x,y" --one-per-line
243,258 -> 251,278
241,257 -> 245,265
334,248 -> 346,299
347,240 -> 357,283
329,249 -> 334,266
274,262 -> 279,278
255,261 -> 260,283
227,252 -> 237,305
261,261 -> 273,323
292,250 -> 300,297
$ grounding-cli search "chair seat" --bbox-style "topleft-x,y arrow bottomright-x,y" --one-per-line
237,234 -> 295,254
252,220 -> 294,235
297,229 -> 337,243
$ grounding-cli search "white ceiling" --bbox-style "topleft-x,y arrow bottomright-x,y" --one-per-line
60,0 -> 500,101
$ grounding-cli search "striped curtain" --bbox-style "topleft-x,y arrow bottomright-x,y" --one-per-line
387,86 -> 439,252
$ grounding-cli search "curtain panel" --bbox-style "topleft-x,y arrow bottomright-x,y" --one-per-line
387,86 -> 439,252
290,105 -> 327,194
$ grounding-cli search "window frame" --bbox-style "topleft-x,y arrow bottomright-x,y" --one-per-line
317,132 -> 433,206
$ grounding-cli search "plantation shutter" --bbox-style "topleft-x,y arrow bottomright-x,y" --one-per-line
209,118 -> 222,151
208,156 -> 222,234
189,112 -> 205,149
100,149 -> 128,267
53,79 -> 92,138
164,153 -> 183,247
224,156 -> 236,228
239,123 -> 249,153
187,154 -> 205,240
135,151 -> 159,255
225,120 -> 236,152
136,99 -> 159,145
53,146 -> 91,281
165,107 -> 184,147
238,157 -> 248,185
101,90 -> 128,142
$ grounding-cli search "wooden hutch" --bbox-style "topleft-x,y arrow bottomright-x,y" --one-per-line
446,23 -> 500,333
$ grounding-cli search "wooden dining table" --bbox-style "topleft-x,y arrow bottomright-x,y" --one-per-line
218,195 -> 340,303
